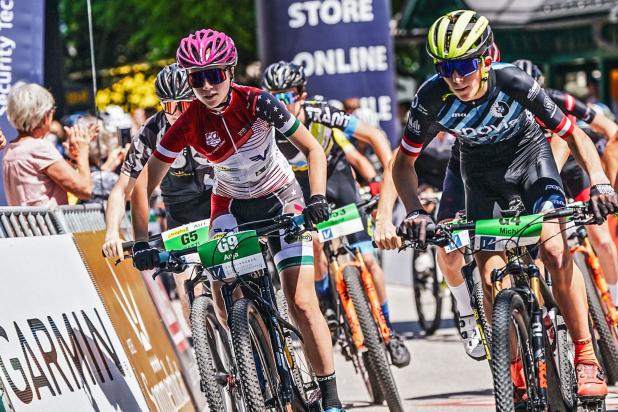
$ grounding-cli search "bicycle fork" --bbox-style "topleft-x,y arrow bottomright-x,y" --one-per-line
461,260 -> 492,361
354,250 -> 391,344
330,257 -> 365,350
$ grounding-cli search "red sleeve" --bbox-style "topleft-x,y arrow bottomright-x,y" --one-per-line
153,112 -> 191,163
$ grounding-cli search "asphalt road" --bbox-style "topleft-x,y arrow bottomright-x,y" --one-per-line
334,284 -> 618,412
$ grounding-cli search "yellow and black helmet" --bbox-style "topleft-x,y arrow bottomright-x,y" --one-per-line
427,10 -> 493,60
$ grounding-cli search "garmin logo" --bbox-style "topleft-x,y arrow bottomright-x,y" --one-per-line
288,0 -> 374,28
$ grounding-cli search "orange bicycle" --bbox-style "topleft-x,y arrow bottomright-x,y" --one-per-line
316,195 -> 403,412
570,224 -> 618,383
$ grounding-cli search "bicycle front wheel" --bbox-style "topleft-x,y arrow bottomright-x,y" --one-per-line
344,266 -> 404,412
575,252 -> 618,383
412,247 -> 443,335
230,298 -> 280,412
491,289 -> 534,412
190,295 -> 242,412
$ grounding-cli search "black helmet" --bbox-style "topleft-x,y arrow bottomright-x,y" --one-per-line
512,59 -> 544,85
155,63 -> 194,101
262,61 -> 307,91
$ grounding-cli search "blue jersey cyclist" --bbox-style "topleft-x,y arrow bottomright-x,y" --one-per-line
391,10 -> 617,402
130,28 -> 344,412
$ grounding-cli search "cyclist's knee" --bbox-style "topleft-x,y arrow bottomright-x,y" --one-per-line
289,288 -> 320,319
588,225 -> 617,255
540,240 -> 570,275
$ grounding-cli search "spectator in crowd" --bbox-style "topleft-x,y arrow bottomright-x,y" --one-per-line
71,115 -> 127,204
2,82 -> 95,206
0,128 -> 6,150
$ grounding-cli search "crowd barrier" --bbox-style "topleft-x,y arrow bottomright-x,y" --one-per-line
0,205 -> 204,412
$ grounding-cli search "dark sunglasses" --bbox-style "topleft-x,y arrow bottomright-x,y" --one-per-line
161,100 -> 192,115
435,58 -> 480,78
187,68 -> 228,88
273,91 -> 298,105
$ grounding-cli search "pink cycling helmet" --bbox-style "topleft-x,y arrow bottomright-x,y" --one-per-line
176,29 -> 238,69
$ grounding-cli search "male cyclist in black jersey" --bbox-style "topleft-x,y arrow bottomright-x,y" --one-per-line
261,61 -> 410,367
102,63 -> 212,319
391,10 -> 618,401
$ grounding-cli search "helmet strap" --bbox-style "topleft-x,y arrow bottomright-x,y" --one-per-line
473,57 -> 491,100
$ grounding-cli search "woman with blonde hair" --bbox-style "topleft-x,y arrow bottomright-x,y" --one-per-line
2,82 -> 94,206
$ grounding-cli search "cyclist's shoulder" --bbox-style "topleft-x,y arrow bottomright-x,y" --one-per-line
412,75 -> 450,112
137,111 -> 167,142
303,98 -> 352,129
492,63 -> 535,93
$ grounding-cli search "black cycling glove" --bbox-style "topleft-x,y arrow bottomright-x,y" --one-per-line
304,194 -> 331,226
588,184 -> 618,224
398,209 -> 434,249
132,241 -> 160,271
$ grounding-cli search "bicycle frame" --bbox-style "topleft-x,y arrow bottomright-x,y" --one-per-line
570,227 -> 618,326
324,239 -> 391,351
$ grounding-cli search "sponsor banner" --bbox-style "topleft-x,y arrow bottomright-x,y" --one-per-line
257,0 -> 398,145
0,0 -> 45,205
0,235 -> 149,411
73,231 -> 194,412
139,272 -> 207,411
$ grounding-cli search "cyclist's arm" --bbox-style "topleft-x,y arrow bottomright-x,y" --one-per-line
131,157 -> 171,241
103,173 -> 136,259
351,121 -> 392,170
566,126 -> 612,186
549,134 -> 570,172
334,129 -> 377,182
392,149 -> 423,212
590,113 -> 618,143
603,139 -> 618,189
375,151 -> 401,249
513,70 -> 609,185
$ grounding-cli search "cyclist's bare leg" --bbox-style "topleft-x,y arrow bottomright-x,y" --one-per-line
436,247 -> 466,288
539,220 -> 591,342
209,280 -> 242,328
586,222 -> 618,304
280,265 -> 335,375
313,235 -> 328,282
473,251 -> 508,324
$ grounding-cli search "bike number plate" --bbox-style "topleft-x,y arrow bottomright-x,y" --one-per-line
161,219 -> 210,251
197,230 -> 266,281
315,203 -> 364,243
473,214 -> 543,251
445,229 -> 471,253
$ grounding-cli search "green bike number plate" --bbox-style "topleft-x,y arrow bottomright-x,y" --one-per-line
473,214 -> 543,251
197,230 -> 266,281
315,203 -> 364,243
161,219 -> 210,251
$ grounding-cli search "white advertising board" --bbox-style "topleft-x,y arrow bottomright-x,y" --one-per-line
0,235 -> 149,411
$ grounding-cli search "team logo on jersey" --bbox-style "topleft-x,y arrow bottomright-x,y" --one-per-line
408,118 -> 421,135
204,131 -> 222,147
249,143 -> 271,162
543,96 -> 557,115
490,101 -> 510,118
527,82 -> 541,100
411,95 -> 418,109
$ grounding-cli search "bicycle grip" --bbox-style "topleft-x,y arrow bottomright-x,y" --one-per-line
122,240 -> 135,252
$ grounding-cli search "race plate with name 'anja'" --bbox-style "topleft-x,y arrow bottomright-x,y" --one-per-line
197,230 -> 267,281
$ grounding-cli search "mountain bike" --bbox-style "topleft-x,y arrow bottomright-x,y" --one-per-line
570,225 -> 618,384
126,215 -> 321,412
316,195 -> 404,412
401,202 -> 606,412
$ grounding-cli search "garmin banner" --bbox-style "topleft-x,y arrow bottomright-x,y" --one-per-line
0,0 -> 45,205
256,0 -> 398,145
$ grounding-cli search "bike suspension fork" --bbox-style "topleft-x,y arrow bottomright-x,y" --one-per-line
529,266 -> 548,408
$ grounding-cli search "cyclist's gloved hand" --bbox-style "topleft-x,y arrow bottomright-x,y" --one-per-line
398,209 -> 434,249
369,177 -> 381,196
588,184 -> 618,224
132,241 -> 160,271
304,194 -> 331,226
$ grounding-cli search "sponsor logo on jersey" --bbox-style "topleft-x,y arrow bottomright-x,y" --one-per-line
527,82 -> 541,100
543,96 -> 557,116
458,118 -> 519,138
249,143 -> 271,162
408,118 -> 421,135
205,131 -> 222,147
490,101 -> 510,118
411,95 -> 418,109
451,112 -> 468,118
